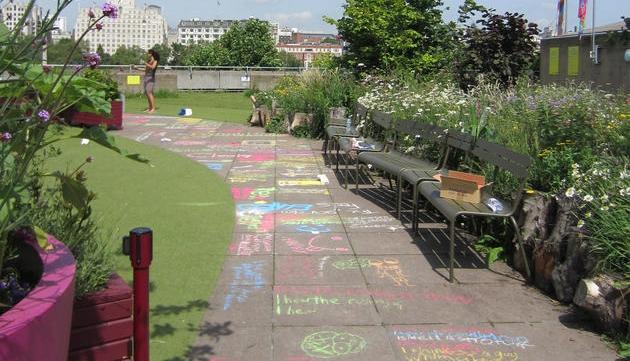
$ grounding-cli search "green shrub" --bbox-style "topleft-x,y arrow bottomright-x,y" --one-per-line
265,116 -> 288,134
82,69 -> 120,101
272,70 -> 362,138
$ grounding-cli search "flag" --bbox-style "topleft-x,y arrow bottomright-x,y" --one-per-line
556,0 -> 565,35
578,0 -> 588,34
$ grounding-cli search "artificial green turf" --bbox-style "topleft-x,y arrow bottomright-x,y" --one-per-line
125,91 -> 252,124
49,128 -> 234,360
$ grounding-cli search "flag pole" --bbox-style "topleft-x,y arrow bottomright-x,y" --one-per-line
564,0 -> 569,34
591,0 -> 597,63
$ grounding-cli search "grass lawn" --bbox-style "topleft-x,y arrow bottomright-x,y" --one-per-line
125,91 -> 252,123
49,128 -> 234,360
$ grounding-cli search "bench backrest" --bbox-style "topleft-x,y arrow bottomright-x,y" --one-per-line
356,103 -> 368,119
470,138 -> 531,208
471,139 -> 531,180
372,110 -> 393,129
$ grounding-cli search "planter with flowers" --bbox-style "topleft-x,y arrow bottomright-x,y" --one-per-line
68,67 -> 125,130
1,2 -> 144,360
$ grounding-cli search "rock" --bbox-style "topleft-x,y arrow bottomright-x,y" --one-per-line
573,275 -> 627,333
290,112 -> 313,131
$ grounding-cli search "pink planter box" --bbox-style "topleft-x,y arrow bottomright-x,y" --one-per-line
69,274 -> 133,361
70,100 -> 123,130
0,235 -> 77,361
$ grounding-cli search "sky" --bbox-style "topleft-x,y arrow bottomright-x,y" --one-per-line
41,0 -> 626,33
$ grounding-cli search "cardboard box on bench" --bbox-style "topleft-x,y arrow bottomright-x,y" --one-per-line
434,170 -> 490,203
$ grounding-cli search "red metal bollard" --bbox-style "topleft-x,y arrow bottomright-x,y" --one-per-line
123,227 -> 153,361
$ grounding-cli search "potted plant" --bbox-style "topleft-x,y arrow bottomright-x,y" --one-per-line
0,2 -> 144,360
68,69 -> 125,130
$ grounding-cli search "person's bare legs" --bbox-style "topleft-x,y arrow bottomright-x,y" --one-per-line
147,91 -> 156,112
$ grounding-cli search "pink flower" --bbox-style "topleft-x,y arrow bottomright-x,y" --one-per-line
1,132 -> 11,142
101,2 -> 118,19
95,23 -> 103,31
88,9 -> 96,18
82,52 -> 101,69
38,110 -> 50,123
43,65 -> 51,74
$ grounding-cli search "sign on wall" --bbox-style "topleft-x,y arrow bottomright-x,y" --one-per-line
127,75 -> 141,85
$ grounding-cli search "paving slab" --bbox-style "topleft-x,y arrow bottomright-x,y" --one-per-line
190,325 -> 273,361
348,232 -> 423,255
274,326 -> 397,361
275,255 -> 366,285
357,255 -> 451,286
274,233 -> 353,256
227,233 -> 274,256
206,284 -> 273,326
272,285 -> 382,326
215,255 -> 274,286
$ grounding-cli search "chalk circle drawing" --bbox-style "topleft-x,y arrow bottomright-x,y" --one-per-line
301,331 -> 367,359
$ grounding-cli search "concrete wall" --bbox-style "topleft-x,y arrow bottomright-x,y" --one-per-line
540,34 -> 629,92
108,68 -> 299,93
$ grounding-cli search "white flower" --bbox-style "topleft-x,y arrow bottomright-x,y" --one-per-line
80,138 -> 90,145
620,170 -> 630,179
600,194 -> 609,203
583,194 -> 594,202
577,219 -> 585,228
565,187 -> 576,198
585,212 -> 592,219
600,205 -> 610,211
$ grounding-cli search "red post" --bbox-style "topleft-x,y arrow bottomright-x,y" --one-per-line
123,227 -> 153,361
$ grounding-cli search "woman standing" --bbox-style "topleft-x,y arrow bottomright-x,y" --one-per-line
143,49 -> 159,113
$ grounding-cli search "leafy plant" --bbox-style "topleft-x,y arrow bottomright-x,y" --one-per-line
473,234 -> 506,265
83,69 -> 120,101
0,0 -> 147,313
454,4 -> 539,90
264,116 -> 288,134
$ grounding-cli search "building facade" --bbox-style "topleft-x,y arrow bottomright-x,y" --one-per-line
74,0 -> 167,54
276,43 -> 343,67
0,0 -> 42,36
540,21 -> 629,92
177,19 -> 279,45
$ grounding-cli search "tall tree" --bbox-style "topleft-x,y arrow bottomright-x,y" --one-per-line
46,38 -> 88,64
327,0 -> 455,73
217,19 -> 282,67
96,44 -> 111,65
169,43 -> 188,66
110,45 -> 145,65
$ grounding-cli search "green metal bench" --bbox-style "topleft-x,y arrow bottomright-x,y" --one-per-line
354,120 -> 447,218
337,110 -> 394,188
417,137 -> 533,283
323,103 -> 367,167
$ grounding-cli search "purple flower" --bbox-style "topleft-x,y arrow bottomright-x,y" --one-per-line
73,64 -> 85,72
1,132 -> 11,142
43,64 -> 51,74
38,110 -> 50,123
95,23 -> 103,31
101,2 -> 118,19
88,9 -> 96,18
82,52 -> 101,69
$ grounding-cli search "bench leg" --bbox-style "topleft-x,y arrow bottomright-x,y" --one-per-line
397,174 -> 403,220
412,181 -> 420,233
449,219 -> 456,283
335,148 -> 340,171
355,156 -> 360,191
510,216 -> 532,281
